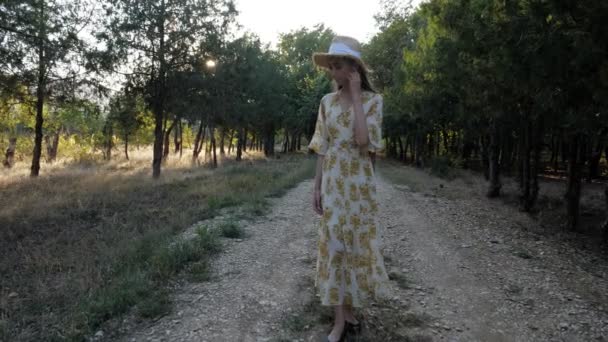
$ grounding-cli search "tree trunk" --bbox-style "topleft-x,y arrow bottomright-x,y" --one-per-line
442,129 -> 449,156
394,137 -> 399,158
550,133 -> 558,171
162,119 -> 176,160
451,130 -> 459,156
529,119 -> 542,210
415,131 -> 423,167
600,184 -> 608,242
249,134 -> 255,151
481,135 -> 490,180
398,136 -> 404,161
560,134 -> 568,168
243,129 -> 248,152
236,127 -> 244,161
290,132 -> 298,152
210,125 -> 217,168
105,122 -> 113,161
201,125 -> 207,152
152,0 -> 167,179
31,1 -> 45,177
227,129 -> 235,154
204,130 -> 211,161
487,120 -> 501,198
264,125 -> 275,157
219,127 -> 226,155
461,131 -> 474,169
519,117 -> 542,212
44,131 -> 59,163
501,128 -> 513,176
192,121 -> 203,164
520,118 -> 531,208
403,135 -> 410,163
566,134 -> 584,231
282,131 -> 289,153
44,135 -> 52,162
3,137 -> 17,168
124,133 -> 129,160
180,126 -> 183,158
152,92 -> 165,178
427,132 -> 434,158
174,119 -> 182,155
588,140 -> 603,182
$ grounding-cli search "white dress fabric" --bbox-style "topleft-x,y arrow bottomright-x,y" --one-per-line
308,90 -> 390,307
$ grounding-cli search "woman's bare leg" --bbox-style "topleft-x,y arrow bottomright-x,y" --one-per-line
343,304 -> 359,324
328,305 -> 345,341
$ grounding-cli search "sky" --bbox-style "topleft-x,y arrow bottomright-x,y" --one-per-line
234,0 -> 424,48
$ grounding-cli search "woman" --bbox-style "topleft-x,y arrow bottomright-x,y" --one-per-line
308,36 -> 390,342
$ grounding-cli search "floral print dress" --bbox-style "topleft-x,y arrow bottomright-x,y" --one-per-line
308,90 -> 390,307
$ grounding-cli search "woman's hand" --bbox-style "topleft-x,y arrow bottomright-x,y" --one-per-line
347,70 -> 362,97
313,188 -> 323,215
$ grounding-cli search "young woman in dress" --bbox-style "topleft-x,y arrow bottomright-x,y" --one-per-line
308,35 -> 390,342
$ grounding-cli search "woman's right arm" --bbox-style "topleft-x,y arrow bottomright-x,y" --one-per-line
313,156 -> 324,215
308,97 -> 329,216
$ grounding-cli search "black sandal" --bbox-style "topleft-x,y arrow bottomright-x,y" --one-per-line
345,320 -> 362,334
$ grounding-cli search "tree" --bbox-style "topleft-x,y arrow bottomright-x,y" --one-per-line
95,0 -> 236,177
278,25 -> 333,150
368,0 -> 608,232
108,88 -> 145,160
0,0 -> 91,176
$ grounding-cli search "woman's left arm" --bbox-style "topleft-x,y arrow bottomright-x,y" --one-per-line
350,72 -> 369,148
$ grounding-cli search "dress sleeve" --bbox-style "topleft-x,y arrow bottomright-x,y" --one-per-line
366,94 -> 384,153
308,99 -> 329,156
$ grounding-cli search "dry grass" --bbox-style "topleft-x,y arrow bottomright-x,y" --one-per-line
379,159 -> 608,247
377,159 -> 477,199
0,148 -> 315,341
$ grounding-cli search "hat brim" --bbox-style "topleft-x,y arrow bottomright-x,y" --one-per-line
312,53 -> 372,73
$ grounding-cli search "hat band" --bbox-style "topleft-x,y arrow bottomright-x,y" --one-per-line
328,42 -> 361,59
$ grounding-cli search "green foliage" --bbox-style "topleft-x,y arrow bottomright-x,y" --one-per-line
278,25 -> 334,139
0,87 -> 34,136
366,0 -> 608,167
136,289 -> 171,318
148,237 -> 209,280
94,0 -> 238,175
78,270 -> 153,330
0,0 -> 95,175
195,225 -> 223,254
219,220 -> 244,239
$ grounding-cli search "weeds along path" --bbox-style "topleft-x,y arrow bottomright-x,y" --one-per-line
117,179 -> 319,342
115,170 -> 608,342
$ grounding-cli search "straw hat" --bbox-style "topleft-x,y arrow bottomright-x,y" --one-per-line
312,35 -> 371,72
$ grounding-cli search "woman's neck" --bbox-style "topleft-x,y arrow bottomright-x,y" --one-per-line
338,87 -> 352,100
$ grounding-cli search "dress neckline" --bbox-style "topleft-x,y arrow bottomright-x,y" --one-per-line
335,91 -> 353,113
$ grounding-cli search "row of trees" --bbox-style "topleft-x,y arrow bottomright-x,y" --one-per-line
1,0 -> 335,177
365,0 -> 608,231
5,0 -> 607,232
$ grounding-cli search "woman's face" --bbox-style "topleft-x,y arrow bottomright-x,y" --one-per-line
327,57 -> 356,85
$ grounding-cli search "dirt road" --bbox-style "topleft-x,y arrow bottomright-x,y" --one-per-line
112,167 -> 608,342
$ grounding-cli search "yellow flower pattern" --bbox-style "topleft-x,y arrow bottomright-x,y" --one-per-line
337,111 -> 351,128
350,159 -> 360,176
307,91 -> 389,307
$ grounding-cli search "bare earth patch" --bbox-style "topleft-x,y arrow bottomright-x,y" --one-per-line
104,168 -> 608,342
